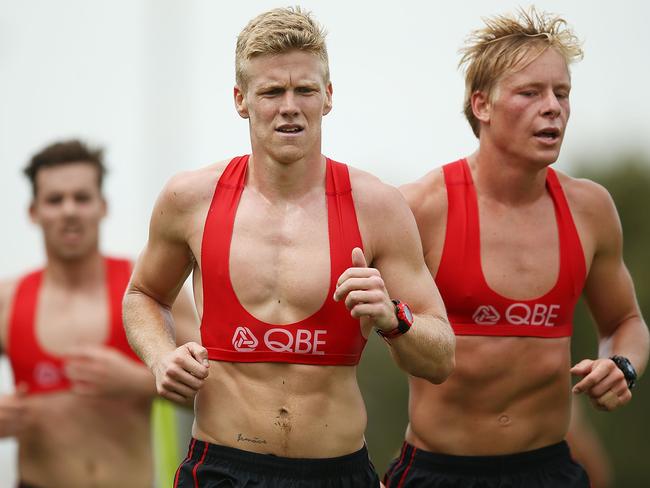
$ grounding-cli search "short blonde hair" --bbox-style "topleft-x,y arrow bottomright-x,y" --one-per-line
459,6 -> 583,138
235,6 -> 329,91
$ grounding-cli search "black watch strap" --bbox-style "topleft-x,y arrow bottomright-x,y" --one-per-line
610,355 -> 637,390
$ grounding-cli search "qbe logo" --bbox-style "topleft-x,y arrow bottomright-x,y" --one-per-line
472,304 -> 561,326
232,326 -> 259,352
231,326 -> 327,354
472,305 -> 500,325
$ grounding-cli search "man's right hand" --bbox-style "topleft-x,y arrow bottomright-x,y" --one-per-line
152,342 -> 210,405
0,384 -> 28,438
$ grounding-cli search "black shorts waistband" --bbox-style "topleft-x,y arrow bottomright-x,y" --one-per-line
185,438 -> 373,479
399,441 -> 571,475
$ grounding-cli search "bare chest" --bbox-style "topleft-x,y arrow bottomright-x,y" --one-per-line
228,191 -> 331,324
478,198 -> 560,300
35,285 -> 109,355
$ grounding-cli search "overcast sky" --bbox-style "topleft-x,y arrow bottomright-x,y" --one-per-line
1,1 -> 649,483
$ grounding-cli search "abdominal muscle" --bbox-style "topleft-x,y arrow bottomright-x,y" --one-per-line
407,335 -> 572,456
193,361 -> 367,458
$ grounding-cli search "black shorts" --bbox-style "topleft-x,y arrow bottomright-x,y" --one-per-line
383,441 -> 590,488
174,438 -> 380,487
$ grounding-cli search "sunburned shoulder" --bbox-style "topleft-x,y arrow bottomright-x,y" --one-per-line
157,160 -> 230,214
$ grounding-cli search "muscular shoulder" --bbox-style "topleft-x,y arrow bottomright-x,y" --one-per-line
555,171 -> 622,251
400,167 -> 447,237
350,168 -> 414,260
158,161 -> 229,214
0,277 -> 19,352
348,167 -> 407,213
347,166 -> 421,261
152,160 -> 230,240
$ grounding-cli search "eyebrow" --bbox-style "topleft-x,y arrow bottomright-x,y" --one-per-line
256,78 -> 322,90
512,81 -> 571,90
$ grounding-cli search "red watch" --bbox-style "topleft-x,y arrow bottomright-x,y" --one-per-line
377,300 -> 414,340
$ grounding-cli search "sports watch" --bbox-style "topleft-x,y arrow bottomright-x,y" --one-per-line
610,355 -> 637,390
377,300 -> 414,340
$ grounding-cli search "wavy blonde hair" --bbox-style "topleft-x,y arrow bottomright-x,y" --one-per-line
459,6 -> 583,137
235,6 -> 329,91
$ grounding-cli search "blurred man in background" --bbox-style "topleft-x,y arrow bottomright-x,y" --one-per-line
0,139 -> 197,488
385,7 -> 649,488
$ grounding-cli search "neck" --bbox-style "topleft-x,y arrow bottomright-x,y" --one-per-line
247,152 -> 326,201
468,147 -> 549,206
43,250 -> 105,288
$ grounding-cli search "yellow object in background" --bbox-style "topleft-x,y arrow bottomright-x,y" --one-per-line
152,398 -> 180,487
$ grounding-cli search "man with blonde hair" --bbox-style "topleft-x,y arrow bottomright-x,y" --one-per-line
384,7 -> 649,488
124,7 -> 455,487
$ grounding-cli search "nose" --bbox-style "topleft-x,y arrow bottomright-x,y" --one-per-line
61,196 -> 79,216
279,91 -> 299,117
541,91 -> 562,118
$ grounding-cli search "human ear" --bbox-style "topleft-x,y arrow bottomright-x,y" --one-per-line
471,90 -> 491,124
234,85 -> 249,119
322,83 -> 333,116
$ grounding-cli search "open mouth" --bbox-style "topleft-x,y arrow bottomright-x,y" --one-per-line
534,128 -> 560,142
276,124 -> 304,134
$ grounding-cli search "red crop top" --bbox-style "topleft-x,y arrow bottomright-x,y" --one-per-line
200,155 -> 367,365
435,159 -> 586,337
7,257 -> 140,394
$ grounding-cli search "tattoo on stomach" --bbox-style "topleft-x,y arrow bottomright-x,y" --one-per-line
237,433 -> 267,444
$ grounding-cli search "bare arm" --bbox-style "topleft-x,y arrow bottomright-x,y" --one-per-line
335,178 -> 455,384
64,344 -> 158,399
124,173 -> 209,405
571,181 -> 649,411
171,285 -> 200,346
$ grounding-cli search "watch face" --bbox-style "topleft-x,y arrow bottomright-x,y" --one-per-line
402,304 -> 413,323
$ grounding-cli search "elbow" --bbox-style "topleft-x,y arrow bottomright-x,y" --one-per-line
425,350 -> 455,385
422,334 -> 456,385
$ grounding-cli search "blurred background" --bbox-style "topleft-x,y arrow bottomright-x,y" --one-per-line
1,0 -> 648,486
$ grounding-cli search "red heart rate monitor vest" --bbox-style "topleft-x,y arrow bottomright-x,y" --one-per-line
435,159 -> 586,337
7,257 -> 140,394
200,155 -> 367,365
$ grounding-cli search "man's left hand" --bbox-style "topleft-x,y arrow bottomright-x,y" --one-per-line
571,358 -> 632,411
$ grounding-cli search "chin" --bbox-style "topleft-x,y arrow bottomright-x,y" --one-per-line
538,151 -> 562,167
52,244 -> 95,262
518,147 -> 562,169
272,148 -> 307,165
